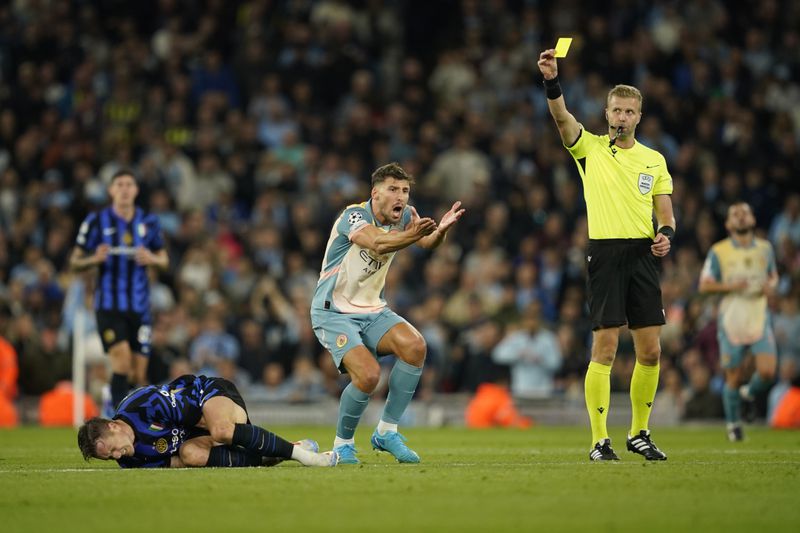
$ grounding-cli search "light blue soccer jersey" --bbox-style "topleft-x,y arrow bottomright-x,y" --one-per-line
312,200 -> 412,314
700,237 -> 777,346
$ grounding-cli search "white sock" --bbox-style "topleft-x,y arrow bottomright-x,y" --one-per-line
291,445 -> 315,465
376,420 -> 398,435
333,436 -> 355,448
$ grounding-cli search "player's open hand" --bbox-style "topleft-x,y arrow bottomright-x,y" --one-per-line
537,49 -> 558,80
438,201 -> 466,233
409,206 -> 437,237
651,233 -> 671,257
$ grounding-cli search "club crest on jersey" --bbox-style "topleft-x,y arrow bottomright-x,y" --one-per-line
103,329 -> 116,343
154,438 -> 168,453
348,211 -> 364,225
336,334 -> 348,348
638,173 -> 654,195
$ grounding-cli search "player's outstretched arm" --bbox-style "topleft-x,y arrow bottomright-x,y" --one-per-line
418,202 -> 465,249
351,216 -> 437,255
537,49 -> 581,147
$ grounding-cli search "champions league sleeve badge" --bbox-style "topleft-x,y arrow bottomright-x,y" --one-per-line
348,211 -> 364,225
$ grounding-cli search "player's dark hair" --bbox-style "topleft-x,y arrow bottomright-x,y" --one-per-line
77,417 -> 111,460
371,162 -> 415,186
109,168 -> 137,185
726,201 -> 752,217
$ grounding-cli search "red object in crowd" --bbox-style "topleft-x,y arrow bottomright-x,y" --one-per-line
39,381 -> 99,427
465,382 -> 533,429
771,387 -> 800,429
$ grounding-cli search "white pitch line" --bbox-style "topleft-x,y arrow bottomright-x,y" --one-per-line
2,459 -> 799,473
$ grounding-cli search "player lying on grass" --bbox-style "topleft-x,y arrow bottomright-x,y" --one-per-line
77,374 -> 338,468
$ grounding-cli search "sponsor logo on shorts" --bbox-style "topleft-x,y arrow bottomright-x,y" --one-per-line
155,438 -> 168,453
336,334 -> 348,348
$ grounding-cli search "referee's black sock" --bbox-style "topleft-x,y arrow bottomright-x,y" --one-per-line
110,373 -> 130,411
206,445 -> 263,467
232,423 -> 295,459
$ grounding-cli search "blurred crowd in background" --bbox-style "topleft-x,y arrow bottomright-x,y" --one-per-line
0,0 -> 799,425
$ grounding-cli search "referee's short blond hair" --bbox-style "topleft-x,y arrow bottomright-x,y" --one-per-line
607,84 -> 643,110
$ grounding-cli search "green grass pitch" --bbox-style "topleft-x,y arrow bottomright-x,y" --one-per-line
2,425 -> 799,532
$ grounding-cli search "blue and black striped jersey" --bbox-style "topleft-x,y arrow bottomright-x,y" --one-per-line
113,375 -> 227,469
75,207 -> 164,316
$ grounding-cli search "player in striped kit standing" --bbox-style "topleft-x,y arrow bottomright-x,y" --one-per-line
70,169 -> 169,412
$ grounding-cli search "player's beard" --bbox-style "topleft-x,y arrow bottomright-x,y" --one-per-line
733,224 -> 755,235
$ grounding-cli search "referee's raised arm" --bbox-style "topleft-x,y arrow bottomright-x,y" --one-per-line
537,49 -> 581,147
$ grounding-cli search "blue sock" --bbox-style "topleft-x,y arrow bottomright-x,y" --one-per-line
747,372 -> 772,396
381,360 -> 423,424
337,383 -> 370,439
110,373 -> 130,411
723,385 -> 741,424
232,424 -> 294,458
205,446 -> 263,467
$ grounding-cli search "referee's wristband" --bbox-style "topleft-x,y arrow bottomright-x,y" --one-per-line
657,226 -> 675,241
543,76 -> 562,100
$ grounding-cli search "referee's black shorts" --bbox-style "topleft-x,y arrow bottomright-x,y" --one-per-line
586,239 -> 666,330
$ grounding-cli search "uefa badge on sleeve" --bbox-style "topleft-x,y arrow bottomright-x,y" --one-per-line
638,173 -> 654,195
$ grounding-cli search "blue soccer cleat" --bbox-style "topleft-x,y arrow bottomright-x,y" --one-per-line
333,443 -> 360,465
371,430 -> 420,463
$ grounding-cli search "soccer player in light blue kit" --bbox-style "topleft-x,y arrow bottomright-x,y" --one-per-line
699,202 -> 779,441
311,162 -> 465,463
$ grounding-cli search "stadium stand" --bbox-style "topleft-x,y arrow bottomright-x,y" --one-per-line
0,0 -> 798,425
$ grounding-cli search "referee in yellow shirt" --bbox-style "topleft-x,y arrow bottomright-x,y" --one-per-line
538,49 -> 675,461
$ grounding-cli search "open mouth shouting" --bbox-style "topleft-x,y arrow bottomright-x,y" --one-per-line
391,204 -> 405,219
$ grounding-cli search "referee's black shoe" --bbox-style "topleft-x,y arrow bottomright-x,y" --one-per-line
626,430 -> 668,461
589,438 -> 620,461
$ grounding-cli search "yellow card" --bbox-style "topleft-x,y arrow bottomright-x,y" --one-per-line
554,37 -> 573,58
